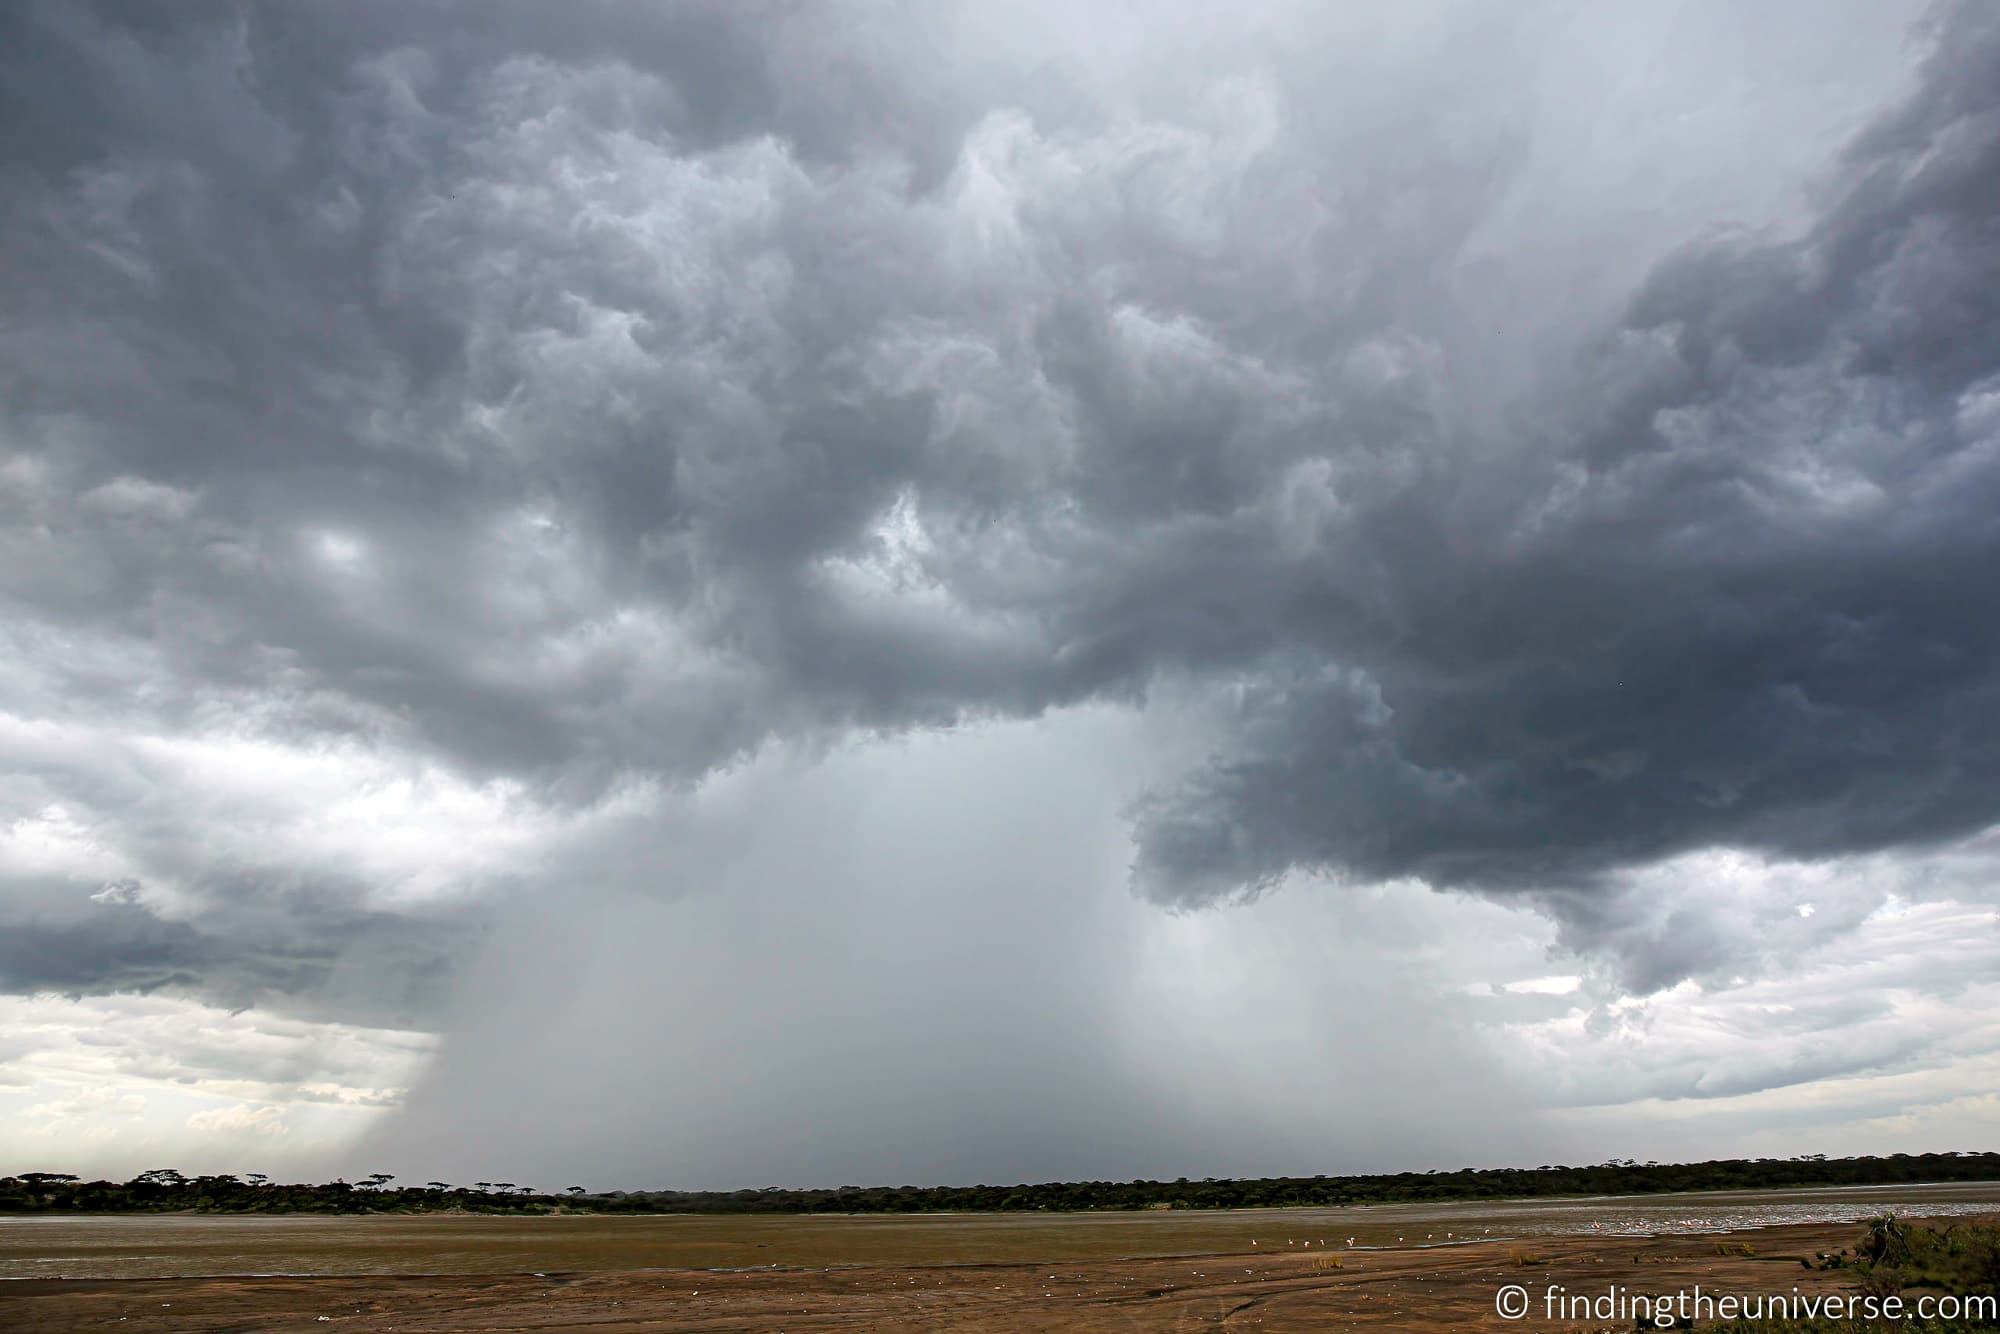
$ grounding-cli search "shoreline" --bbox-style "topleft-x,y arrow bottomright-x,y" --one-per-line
10,1182 -> 2000,1286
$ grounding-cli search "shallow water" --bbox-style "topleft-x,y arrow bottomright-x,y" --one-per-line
4,1182 -> 1997,1279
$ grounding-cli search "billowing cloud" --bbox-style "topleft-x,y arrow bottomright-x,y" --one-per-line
1130,5 -> 2000,907
4,0 -> 1998,1179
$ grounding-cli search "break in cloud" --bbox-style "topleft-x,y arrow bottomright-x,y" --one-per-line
2,0 -> 1998,1181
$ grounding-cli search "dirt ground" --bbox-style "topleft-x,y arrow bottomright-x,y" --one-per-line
5,1212 -> 1950,1332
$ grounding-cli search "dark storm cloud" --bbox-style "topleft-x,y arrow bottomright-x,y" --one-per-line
1131,5 -> 2000,909
4,0 -> 1072,783
0,0 -> 1988,1029
0,872 -> 471,1028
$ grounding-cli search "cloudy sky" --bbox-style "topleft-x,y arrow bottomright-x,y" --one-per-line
4,0 -> 1999,1189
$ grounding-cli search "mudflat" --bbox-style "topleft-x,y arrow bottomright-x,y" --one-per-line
6,1213 -> 1977,1331
9,1183 -> 2000,1279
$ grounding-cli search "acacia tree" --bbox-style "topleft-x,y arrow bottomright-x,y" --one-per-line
17,1173 -> 77,1202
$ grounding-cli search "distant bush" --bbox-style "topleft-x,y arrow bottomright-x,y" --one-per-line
3,1153 -> 1999,1216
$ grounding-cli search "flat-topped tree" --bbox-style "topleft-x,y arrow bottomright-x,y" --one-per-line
16,1173 -> 78,1201
8,1152 -> 1999,1217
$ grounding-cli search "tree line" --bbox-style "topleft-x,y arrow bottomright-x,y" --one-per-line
3,1152 -> 1996,1215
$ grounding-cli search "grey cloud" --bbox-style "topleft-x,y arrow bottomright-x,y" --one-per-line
0,874 -> 473,1029
1545,910 -> 2000,1109
1132,6 -> 2000,928
0,0 -> 1981,1028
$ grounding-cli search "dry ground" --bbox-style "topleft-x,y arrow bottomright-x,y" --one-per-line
5,1212 -> 1952,1332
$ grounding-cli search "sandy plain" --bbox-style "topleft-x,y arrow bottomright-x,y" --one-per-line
5,1188 -> 1995,1331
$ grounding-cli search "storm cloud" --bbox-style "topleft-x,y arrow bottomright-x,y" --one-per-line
4,0 -> 1999,1179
